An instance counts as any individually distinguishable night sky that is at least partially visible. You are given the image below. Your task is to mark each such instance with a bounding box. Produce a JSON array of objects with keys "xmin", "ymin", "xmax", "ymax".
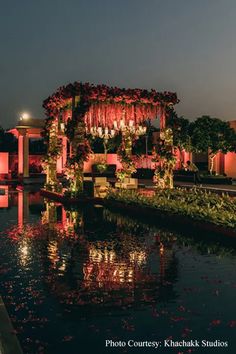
[{"xmin": 1, "ymin": 0, "xmax": 236, "ymax": 128}]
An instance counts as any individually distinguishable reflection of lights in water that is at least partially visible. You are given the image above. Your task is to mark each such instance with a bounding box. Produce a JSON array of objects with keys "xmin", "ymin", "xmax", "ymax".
[
  {"xmin": 58, "ymin": 259, "xmax": 66, "ymax": 273},
  {"xmin": 83, "ymin": 243, "xmax": 148, "ymax": 287},
  {"xmin": 160, "ymin": 243, "xmax": 164, "ymax": 255},
  {"xmin": 118, "ymin": 265, "xmax": 125, "ymax": 283},
  {"xmin": 129, "ymin": 250, "xmax": 147, "ymax": 265},
  {"xmin": 41, "ymin": 205, "xmax": 83, "ymax": 238},
  {"xmin": 83, "ymin": 262, "xmax": 135, "ymax": 286},
  {"xmin": 62, "ymin": 210, "xmax": 83, "ymax": 235},
  {"xmin": 41, "ymin": 211, "xmax": 48, "ymax": 225},
  {"xmin": 128, "ymin": 269, "xmax": 134, "ymax": 282},
  {"xmin": 18, "ymin": 241, "xmax": 30, "ymax": 266},
  {"xmin": 48, "ymin": 241, "xmax": 59, "ymax": 268},
  {"xmin": 47, "ymin": 241, "xmax": 69, "ymax": 273},
  {"xmin": 89, "ymin": 245, "xmax": 116, "ymax": 263},
  {"xmin": 41, "ymin": 202, "xmax": 57, "ymax": 226}
]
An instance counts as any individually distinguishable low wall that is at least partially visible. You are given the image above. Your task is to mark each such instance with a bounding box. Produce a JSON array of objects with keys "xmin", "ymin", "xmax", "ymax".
[
  {"xmin": 224, "ymin": 152, "xmax": 236, "ymax": 178},
  {"xmin": 84, "ymin": 154, "xmax": 124, "ymax": 172},
  {"xmin": 0, "ymin": 152, "xmax": 9, "ymax": 174},
  {"xmin": 9, "ymin": 154, "xmax": 43, "ymax": 173},
  {"xmin": 0, "ymin": 186, "xmax": 9, "ymax": 208},
  {"xmin": 83, "ymin": 154, "xmax": 155, "ymax": 173}
]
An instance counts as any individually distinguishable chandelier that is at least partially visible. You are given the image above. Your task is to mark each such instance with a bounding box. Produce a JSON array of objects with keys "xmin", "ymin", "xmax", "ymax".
[
  {"xmin": 113, "ymin": 119, "xmax": 147, "ymax": 136},
  {"xmin": 90, "ymin": 126, "xmax": 116, "ymax": 142}
]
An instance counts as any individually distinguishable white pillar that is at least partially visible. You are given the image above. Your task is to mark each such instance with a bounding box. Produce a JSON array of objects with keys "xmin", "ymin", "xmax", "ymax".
[
  {"xmin": 23, "ymin": 134, "xmax": 29, "ymax": 177},
  {"xmin": 17, "ymin": 129, "xmax": 29, "ymax": 178}
]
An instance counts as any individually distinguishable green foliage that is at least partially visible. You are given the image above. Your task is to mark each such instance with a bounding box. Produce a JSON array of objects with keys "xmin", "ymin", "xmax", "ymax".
[
  {"xmin": 133, "ymin": 120, "xmax": 157, "ymax": 155},
  {"xmin": 189, "ymin": 115, "xmax": 236, "ymax": 155},
  {"xmin": 64, "ymin": 97, "xmax": 92, "ymax": 194},
  {"xmin": 107, "ymin": 188, "xmax": 236, "ymax": 229},
  {"xmin": 167, "ymin": 110, "xmax": 191, "ymax": 150},
  {"xmin": 117, "ymin": 131, "xmax": 137, "ymax": 177},
  {"xmin": 65, "ymin": 96, "xmax": 89, "ymax": 143},
  {"xmin": 168, "ymin": 113, "xmax": 236, "ymax": 158},
  {"xmin": 96, "ymin": 163, "xmax": 108, "ymax": 173},
  {"xmin": 0, "ymin": 127, "xmax": 17, "ymax": 152},
  {"xmin": 88, "ymin": 133, "xmax": 122, "ymax": 153}
]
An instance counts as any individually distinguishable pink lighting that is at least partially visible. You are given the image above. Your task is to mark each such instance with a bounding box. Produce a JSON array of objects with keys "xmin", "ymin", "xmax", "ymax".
[
  {"xmin": 0, "ymin": 186, "xmax": 9, "ymax": 208},
  {"xmin": 224, "ymin": 152, "xmax": 236, "ymax": 178},
  {"xmin": 18, "ymin": 135, "xmax": 24, "ymax": 175},
  {"xmin": 0, "ymin": 152, "xmax": 9, "ymax": 174},
  {"xmin": 18, "ymin": 191, "xmax": 23, "ymax": 229}
]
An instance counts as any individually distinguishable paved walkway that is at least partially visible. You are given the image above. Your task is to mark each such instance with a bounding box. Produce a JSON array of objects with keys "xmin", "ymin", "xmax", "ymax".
[{"xmin": 138, "ymin": 179, "xmax": 236, "ymax": 196}]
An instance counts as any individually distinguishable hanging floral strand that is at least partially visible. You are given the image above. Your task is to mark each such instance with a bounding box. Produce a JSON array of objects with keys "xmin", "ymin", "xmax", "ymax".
[{"xmin": 43, "ymin": 82, "xmax": 179, "ymax": 193}]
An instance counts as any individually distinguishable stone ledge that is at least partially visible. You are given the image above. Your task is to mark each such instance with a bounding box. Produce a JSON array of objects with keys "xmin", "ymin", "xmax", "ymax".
[{"xmin": 0, "ymin": 296, "xmax": 23, "ymax": 354}]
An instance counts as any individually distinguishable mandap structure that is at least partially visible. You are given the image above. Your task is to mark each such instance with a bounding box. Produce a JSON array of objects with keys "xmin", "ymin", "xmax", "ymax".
[{"xmin": 43, "ymin": 82, "xmax": 179, "ymax": 195}]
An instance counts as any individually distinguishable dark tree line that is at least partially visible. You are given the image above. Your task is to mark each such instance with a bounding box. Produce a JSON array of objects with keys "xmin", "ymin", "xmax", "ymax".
[
  {"xmin": 168, "ymin": 112, "xmax": 236, "ymax": 173},
  {"xmin": 0, "ymin": 127, "xmax": 46, "ymax": 154}
]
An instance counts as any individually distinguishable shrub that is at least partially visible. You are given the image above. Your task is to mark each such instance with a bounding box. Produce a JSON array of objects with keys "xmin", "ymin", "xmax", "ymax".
[{"xmin": 107, "ymin": 188, "xmax": 236, "ymax": 229}]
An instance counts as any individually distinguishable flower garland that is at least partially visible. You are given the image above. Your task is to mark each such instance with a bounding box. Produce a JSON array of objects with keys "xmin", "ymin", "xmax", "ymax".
[
  {"xmin": 64, "ymin": 95, "xmax": 92, "ymax": 196},
  {"xmin": 152, "ymin": 128, "xmax": 176, "ymax": 189},
  {"xmin": 117, "ymin": 128, "xmax": 139, "ymax": 178},
  {"xmin": 43, "ymin": 82, "xmax": 179, "ymax": 116},
  {"xmin": 42, "ymin": 117, "xmax": 62, "ymax": 192}
]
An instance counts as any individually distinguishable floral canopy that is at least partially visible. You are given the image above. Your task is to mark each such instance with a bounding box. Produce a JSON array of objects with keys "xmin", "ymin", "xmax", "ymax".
[
  {"xmin": 42, "ymin": 82, "xmax": 179, "ymax": 194},
  {"xmin": 43, "ymin": 82, "xmax": 179, "ymax": 129}
]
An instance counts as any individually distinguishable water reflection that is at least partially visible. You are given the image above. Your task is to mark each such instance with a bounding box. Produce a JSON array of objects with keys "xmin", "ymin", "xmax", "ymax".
[
  {"xmin": 0, "ymin": 185, "xmax": 9, "ymax": 208},
  {"xmin": 2, "ymin": 191, "xmax": 236, "ymax": 353},
  {"xmin": 33, "ymin": 200, "xmax": 179, "ymax": 308},
  {"xmin": 18, "ymin": 190, "xmax": 30, "ymax": 230},
  {"xmin": 6, "ymin": 190, "xmax": 236, "ymax": 300},
  {"xmin": 18, "ymin": 239, "xmax": 30, "ymax": 267}
]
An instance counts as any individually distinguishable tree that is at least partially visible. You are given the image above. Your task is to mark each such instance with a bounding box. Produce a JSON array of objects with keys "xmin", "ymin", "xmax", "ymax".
[
  {"xmin": 133, "ymin": 119, "xmax": 158, "ymax": 155},
  {"xmin": 88, "ymin": 133, "xmax": 122, "ymax": 154},
  {"xmin": 189, "ymin": 116, "xmax": 236, "ymax": 174},
  {"xmin": 167, "ymin": 110, "xmax": 191, "ymax": 166},
  {"xmin": 0, "ymin": 127, "xmax": 17, "ymax": 152}
]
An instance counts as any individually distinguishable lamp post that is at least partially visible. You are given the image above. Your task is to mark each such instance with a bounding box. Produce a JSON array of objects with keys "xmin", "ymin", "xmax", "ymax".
[
  {"xmin": 18, "ymin": 112, "xmax": 31, "ymax": 179},
  {"xmin": 19, "ymin": 112, "xmax": 30, "ymax": 121}
]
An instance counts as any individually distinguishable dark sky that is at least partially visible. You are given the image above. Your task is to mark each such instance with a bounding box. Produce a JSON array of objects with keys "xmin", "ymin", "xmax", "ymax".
[{"xmin": 1, "ymin": 0, "xmax": 236, "ymax": 128}]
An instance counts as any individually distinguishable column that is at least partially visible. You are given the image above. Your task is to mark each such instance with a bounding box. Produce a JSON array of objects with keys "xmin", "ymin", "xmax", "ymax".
[
  {"xmin": 62, "ymin": 136, "xmax": 67, "ymax": 168},
  {"xmin": 18, "ymin": 190, "xmax": 29, "ymax": 228},
  {"xmin": 18, "ymin": 134, "xmax": 24, "ymax": 175},
  {"xmin": 17, "ymin": 129, "xmax": 29, "ymax": 178},
  {"xmin": 23, "ymin": 134, "xmax": 29, "ymax": 177}
]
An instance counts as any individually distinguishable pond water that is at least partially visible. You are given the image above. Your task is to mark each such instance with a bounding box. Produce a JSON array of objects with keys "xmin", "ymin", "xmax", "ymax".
[{"xmin": 0, "ymin": 189, "xmax": 236, "ymax": 354}]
